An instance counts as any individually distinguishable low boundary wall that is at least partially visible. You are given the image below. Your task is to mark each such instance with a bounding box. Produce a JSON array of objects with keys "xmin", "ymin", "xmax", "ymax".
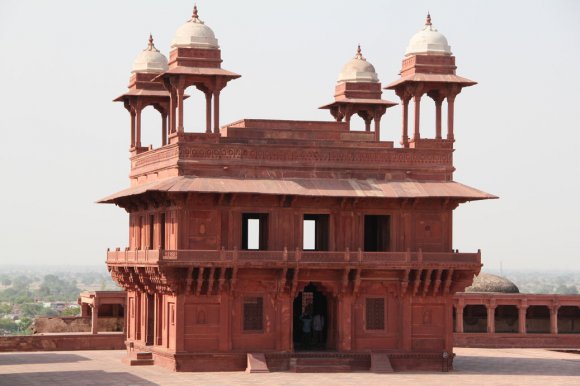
[
  {"xmin": 0, "ymin": 333, "xmax": 125, "ymax": 352},
  {"xmin": 454, "ymin": 333, "xmax": 580, "ymax": 349}
]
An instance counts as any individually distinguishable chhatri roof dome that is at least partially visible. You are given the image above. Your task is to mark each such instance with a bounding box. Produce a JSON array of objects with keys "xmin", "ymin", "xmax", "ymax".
[
  {"xmin": 405, "ymin": 13, "xmax": 452, "ymax": 56},
  {"xmin": 337, "ymin": 45, "xmax": 379, "ymax": 84},
  {"xmin": 131, "ymin": 34, "xmax": 169, "ymax": 74},
  {"xmin": 465, "ymin": 273, "xmax": 520, "ymax": 294},
  {"xmin": 171, "ymin": 5, "xmax": 219, "ymax": 49}
]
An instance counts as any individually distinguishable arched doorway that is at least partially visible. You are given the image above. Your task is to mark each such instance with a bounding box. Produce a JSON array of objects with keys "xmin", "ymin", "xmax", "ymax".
[{"xmin": 293, "ymin": 283, "xmax": 332, "ymax": 351}]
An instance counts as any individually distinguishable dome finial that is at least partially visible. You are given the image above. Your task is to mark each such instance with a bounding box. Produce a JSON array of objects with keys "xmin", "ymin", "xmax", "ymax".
[
  {"xmin": 425, "ymin": 12, "xmax": 432, "ymax": 27},
  {"xmin": 355, "ymin": 44, "xmax": 365, "ymax": 61},
  {"xmin": 191, "ymin": 4, "xmax": 204, "ymax": 24},
  {"xmin": 147, "ymin": 33, "xmax": 154, "ymax": 50}
]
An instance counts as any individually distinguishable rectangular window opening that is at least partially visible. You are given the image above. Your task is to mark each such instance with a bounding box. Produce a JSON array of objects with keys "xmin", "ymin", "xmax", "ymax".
[
  {"xmin": 242, "ymin": 213, "xmax": 269, "ymax": 250},
  {"xmin": 303, "ymin": 214, "xmax": 330, "ymax": 251},
  {"xmin": 160, "ymin": 213, "xmax": 166, "ymax": 250},
  {"xmin": 366, "ymin": 297, "xmax": 385, "ymax": 330},
  {"xmin": 149, "ymin": 214, "xmax": 155, "ymax": 250},
  {"xmin": 364, "ymin": 215, "xmax": 391, "ymax": 252},
  {"xmin": 243, "ymin": 297, "xmax": 263, "ymax": 331}
]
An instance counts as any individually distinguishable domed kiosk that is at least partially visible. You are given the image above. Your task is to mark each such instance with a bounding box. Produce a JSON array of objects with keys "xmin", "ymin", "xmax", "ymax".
[
  {"xmin": 114, "ymin": 34, "xmax": 172, "ymax": 149},
  {"xmin": 386, "ymin": 13, "xmax": 476, "ymax": 148},
  {"xmin": 320, "ymin": 45, "xmax": 396, "ymax": 140}
]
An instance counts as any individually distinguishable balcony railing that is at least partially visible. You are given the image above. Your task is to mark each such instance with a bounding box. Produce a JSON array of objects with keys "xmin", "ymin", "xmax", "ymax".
[{"xmin": 106, "ymin": 248, "xmax": 481, "ymax": 266}]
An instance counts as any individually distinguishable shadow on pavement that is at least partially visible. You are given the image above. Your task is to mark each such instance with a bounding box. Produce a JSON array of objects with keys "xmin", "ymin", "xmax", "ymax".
[
  {"xmin": 454, "ymin": 355, "xmax": 580, "ymax": 376},
  {"xmin": 0, "ymin": 353, "xmax": 90, "ymax": 366},
  {"xmin": 0, "ymin": 370, "xmax": 158, "ymax": 386}
]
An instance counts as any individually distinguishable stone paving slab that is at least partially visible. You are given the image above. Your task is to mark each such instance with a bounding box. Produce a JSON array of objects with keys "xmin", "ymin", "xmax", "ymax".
[{"xmin": 0, "ymin": 348, "xmax": 579, "ymax": 386}]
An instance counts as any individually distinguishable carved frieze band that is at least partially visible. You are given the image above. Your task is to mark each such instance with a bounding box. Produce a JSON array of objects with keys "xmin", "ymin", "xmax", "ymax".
[{"xmin": 132, "ymin": 144, "xmax": 452, "ymax": 170}]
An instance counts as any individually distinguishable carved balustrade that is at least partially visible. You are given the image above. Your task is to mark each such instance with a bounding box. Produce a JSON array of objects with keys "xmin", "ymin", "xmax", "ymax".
[{"xmin": 106, "ymin": 248, "xmax": 480, "ymax": 267}]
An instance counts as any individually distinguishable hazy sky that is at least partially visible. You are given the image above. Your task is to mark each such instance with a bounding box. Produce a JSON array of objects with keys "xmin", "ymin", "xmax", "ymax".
[{"xmin": 0, "ymin": 1, "xmax": 579, "ymax": 270}]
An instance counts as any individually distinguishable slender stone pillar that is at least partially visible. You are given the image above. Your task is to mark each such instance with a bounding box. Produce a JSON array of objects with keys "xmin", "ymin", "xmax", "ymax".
[
  {"xmin": 177, "ymin": 86, "xmax": 185, "ymax": 133},
  {"xmin": 550, "ymin": 305, "xmax": 559, "ymax": 334},
  {"xmin": 435, "ymin": 97, "xmax": 443, "ymax": 139},
  {"xmin": 487, "ymin": 306, "xmax": 496, "ymax": 333},
  {"xmin": 374, "ymin": 116, "xmax": 381, "ymax": 142},
  {"xmin": 130, "ymin": 109, "xmax": 136, "ymax": 148},
  {"xmin": 135, "ymin": 107, "xmax": 142, "ymax": 148},
  {"xmin": 401, "ymin": 98, "xmax": 409, "ymax": 147},
  {"xmin": 169, "ymin": 89, "xmax": 177, "ymax": 134},
  {"xmin": 413, "ymin": 94, "xmax": 421, "ymax": 140},
  {"xmin": 455, "ymin": 304, "xmax": 464, "ymax": 333},
  {"xmin": 205, "ymin": 92, "xmax": 212, "ymax": 133},
  {"xmin": 91, "ymin": 304, "xmax": 99, "ymax": 335},
  {"xmin": 518, "ymin": 305, "xmax": 527, "ymax": 334},
  {"xmin": 161, "ymin": 113, "xmax": 167, "ymax": 146},
  {"xmin": 213, "ymin": 91, "xmax": 221, "ymax": 134},
  {"xmin": 447, "ymin": 95, "xmax": 456, "ymax": 141}
]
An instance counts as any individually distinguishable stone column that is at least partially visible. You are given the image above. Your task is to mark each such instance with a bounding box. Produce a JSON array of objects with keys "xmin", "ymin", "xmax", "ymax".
[
  {"xmin": 205, "ymin": 92, "xmax": 212, "ymax": 134},
  {"xmin": 161, "ymin": 113, "xmax": 167, "ymax": 146},
  {"xmin": 135, "ymin": 106, "xmax": 142, "ymax": 148},
  {"xmin": 487, "ymin": 305, "xmax": 496, "ymax": 334},
  {"xmin": 169, "ymin": 89, "xmax": 177, "ymax": 134},
  {"xmin": 337, "ymin": 294, "xmax": 353, "ymax": 351},
  {"xmin": 177, "ymin": 85, "xmax": 185, "ymax": 133},
  {"xmin": 550, "ymin": 305, "xmax": 559, "ymax": 335},
  {"xmin": 435, "ymin": 97, "xmax": 443, "ymax": 139},
  {"xmin": 130, "ymin": 109, "xmax": 136, "ymax": 148},
  {"xmin": 518, "ymin": 305, "xmax": 527, "ymax": 334},
  {"xmin": 446, "ymin": 94, "xmax": 456, "ymax": 141},
  {"xmin": 455, "ymin": 304, "xmax": 464, "ymax": 333},
  {"xmin": 91, "ymin": 303, "xmax": 99, "ymax": 335},
  {"xmin": 401, "ymin": 98, "xmax": 410, "ymax": 147},
  {"xmin": 213, "ymin": 90, "xmax": 220, "ymax": 134},
  {"xmin": 413, "ymin": 94, "xmax": 421, "ymax": 140}
]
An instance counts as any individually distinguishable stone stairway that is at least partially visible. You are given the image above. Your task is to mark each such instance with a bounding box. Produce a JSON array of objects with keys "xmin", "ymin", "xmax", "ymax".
[{"xmin": 122, "ymin": 351, "xmax": 154, "ymax": 366}]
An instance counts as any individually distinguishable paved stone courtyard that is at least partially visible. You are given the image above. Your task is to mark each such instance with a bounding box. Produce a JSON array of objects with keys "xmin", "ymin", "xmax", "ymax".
[{"xmin": 1, "ymin": 348, "xmax": 579, "ymax": 386}]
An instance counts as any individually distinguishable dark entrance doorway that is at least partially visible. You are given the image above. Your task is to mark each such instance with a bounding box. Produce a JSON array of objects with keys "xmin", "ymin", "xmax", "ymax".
[{"xmin": 293, "ymin": 283, "xmax": 328, "ymax": 351}]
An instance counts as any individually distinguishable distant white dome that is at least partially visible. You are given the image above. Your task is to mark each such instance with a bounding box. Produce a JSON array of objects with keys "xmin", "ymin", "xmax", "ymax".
[
  {"xmin": 337, "ymin": 45, "xmax": 379, "ymax": 83},
  {"xmin": 171, "ymin": 6, "xmax": 219, "ymax": 49},
  {"xmin": 405, "ymin": 14, "xmax": 452, "ymax": 56},
  {"xmin": 131, "ymin": 35, "xmax": 168, "ymax": 74}
]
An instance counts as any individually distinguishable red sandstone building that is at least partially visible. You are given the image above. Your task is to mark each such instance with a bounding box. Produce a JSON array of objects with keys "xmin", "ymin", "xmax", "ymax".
[{"xmin": 102, "ymin": 8, "xmax": 497, "ymax": 372}]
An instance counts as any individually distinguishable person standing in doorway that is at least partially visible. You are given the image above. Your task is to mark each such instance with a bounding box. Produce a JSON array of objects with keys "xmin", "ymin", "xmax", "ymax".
[
  {"xmin": 300, "ymin": 311, "xmax": 312, "ymax": 349},
  {"xmin": 313, "ymin": 313, "xmax": 324, "ymax": 348}
]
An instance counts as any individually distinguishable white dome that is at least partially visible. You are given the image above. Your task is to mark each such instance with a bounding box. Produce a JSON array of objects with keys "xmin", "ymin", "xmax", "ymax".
[
  {"xmin": 131, "ymin": 35, "xmax": 169, "ymax": 74},
  {"xmin": 171, "ymin": 6, "xmax": 219, "ymax": 49},
  {"xmin": 405, "ymin": 14, "xmax": 452, "ymax": 56},
  {"xmin": 337, "ymin": 46, "xmax": 379, "ymax": 83}
]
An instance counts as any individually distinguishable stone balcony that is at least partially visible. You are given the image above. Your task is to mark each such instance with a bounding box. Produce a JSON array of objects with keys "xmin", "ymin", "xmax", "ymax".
[{"xmin": 106, "ymin": 248, "xmax": 480, "ymax": 269}]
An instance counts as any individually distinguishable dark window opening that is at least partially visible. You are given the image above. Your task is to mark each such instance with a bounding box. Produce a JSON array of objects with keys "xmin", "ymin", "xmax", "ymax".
[
  {"xmin": 303, "ymin": 214, "xmax": 330, "ymax": 251},
  {"xmin": 463, "ymin": 305, "xmax": 487, "ymax": 333},
  {"xmin": 364, "ymin": 215, "xmax": 391, "ymax": 252},
  {"xmin": 145, "ymin": 294, "xmax": 154, "ymax": 345},
  {"xmin": 242, "ymin": 213, "xmax": 269, "ymax": 250},
  {"xmin": 243, "ymin": 297, "xmax": 263, "ymax": 331},
  {"xmin": 495, "ymin": 305, "xmax": 519, "ymax": 333},
  {"xmin": 149, "ymin": 214, "xmax": 155, "ymax": 250},
  {"xmin": 558, "ymin": 306, "xmax": 580, "ymax": 334},
  {"xmin": 160, "ymin": 213, "xmax": 166, "ymax": 249},
  {"xmin": 526, "ymin": 305, "xmax": 550, "ymax": 334},
  {"xmin": 366, "ymin": 298, "xmax": 385, "ymax": 330}
]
